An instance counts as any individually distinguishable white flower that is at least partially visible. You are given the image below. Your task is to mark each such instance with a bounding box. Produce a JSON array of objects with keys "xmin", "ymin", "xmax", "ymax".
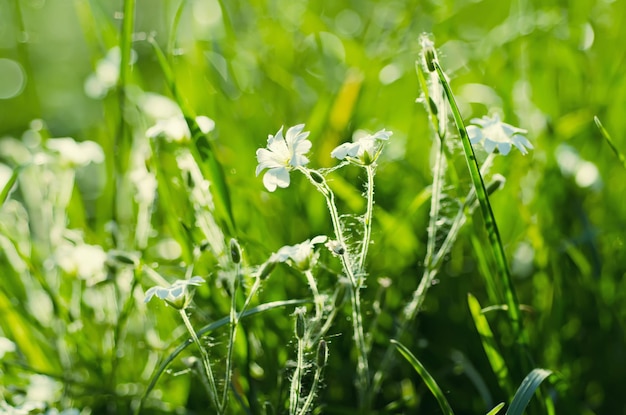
[
  {"xmin": 144, "ymin": 276, "xmax": 205, "ymax": 310},
  {"xmin": 466, "ymin": 114, "xmax": 532, "ymax": 155},
  {"xmin": 331, "ymin": 129, "xmax": 392, "ymax": 165},
  {"xmin": 56, "ymin": 243, "xmax": 107, "ymax": 285},
  {"xmin": 272, "ymin": 235, "xmax": 327, "ymax": 271},
  {"xmin": 146, "ymin": 116, "xmax": 215, "ymax": 143},
  {"xmin": 46, "ymin": 138, "xmax": 104, "ymax": 167},
  {"xmin": 255, "ymin": 124, "xmax": 312, "ymax": 192},
  {"xmin": 0, "ymin": 337, "xmax": 16, "ymax": 359}
]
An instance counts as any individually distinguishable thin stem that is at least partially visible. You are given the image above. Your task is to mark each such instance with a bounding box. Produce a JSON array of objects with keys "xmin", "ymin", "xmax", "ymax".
[
  {"xmin": 222, "ymin": 264, "xmax": 241, "ymax": 410},
  {"xmin": 289, "ymin": 337, "xmax": 305, "ymax": 414},
  {"xmin": 358, "ymin": 165, "xmax": 376, "ymax": 274},
  {"xmin": 297, "ymin": 167, "xmax": 369, "ymax": 404},
  {"xmin": 179, "ymin": 309, "xmax": 221, "ymax": 413},
  {"xmin": 304, "ymin": 269, "xmax": 324, "ymax": 320}
]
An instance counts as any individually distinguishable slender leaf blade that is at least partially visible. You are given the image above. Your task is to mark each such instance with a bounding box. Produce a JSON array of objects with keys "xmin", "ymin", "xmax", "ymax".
[
  {"xmin": 486, "ymin": 402, "xmax": 505, "ymax": 415},
  {"xmin": 391, "ymin": 339, "xmax": 455, "ymax": 415}
]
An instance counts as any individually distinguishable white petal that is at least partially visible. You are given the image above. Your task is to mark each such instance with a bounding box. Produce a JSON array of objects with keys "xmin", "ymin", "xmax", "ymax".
[
  {"xmin": 466, "ymin": 125, "xmax": 483, "ymax": 144},
  {"xmin": 263, "ymin": 167, "xmax": 290, "ymax": 192}
]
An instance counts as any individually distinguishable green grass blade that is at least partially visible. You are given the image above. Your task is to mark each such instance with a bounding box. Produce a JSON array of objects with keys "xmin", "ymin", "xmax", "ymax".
[
  {"xmin": 505, "ymin": 369, "xmax": 552, "ymax": 415},
  {"xmin": 594, "ymin": 116, "xmax": 626, "ymax": 168},
  {"xmin": 148, "ymin": 37, "xmax": 235, "ymax": 235},
  {"xmin": 487, "ymin": 402, "xmax": 505, "ymax": 415},
  {"xmin": 391, "ymin": 339, "xmax": 455, "ymax": 415},
  {"xmin": 135, "ymin": 299, "xmax": 308, "ymax": 414},
  {"xmin": 467, "ymin": 293, "xmax": 513, "ymax": 396},
  {"xmin": 0, "ymin": 167, "xmax": 19, "ymax": 205},
  {"xmin": 433, "ymin": 60, "xmax": 525, "ymax": 346}
]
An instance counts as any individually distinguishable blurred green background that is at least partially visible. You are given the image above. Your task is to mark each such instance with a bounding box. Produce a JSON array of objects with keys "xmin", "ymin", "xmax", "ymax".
[{"xmin": 1, "ymin": 0, "xmax": 626, "ymax": 413}]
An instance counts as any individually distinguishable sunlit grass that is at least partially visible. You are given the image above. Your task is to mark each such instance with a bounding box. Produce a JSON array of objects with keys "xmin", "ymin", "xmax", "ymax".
[{"xmin": 1, "ymin": 1, "xmax": 626, "ymax": 414}]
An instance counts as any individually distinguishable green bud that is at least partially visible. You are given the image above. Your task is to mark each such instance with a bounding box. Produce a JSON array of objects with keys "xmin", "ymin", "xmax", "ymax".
[
  {"xmin": 486, "ymin": 174, "xmax": 506, "ymax": 195},
  {"xmin": 258, "ymin": 260, "xmax": 277, "ymax": 280},
  {"xmin": 230, "ymin": 238, "xmax": 242, "ymax": 264},
  {"xmin": 316, "ymin": 340, "xmax": 328, "ymax": 368},
  {"xmin": 295, "ymin": 311, "xmax": 306, "ymax": 340},
  {"xmin": 309, "ymin": 170, "xmax": 325, "ymax": 184}
]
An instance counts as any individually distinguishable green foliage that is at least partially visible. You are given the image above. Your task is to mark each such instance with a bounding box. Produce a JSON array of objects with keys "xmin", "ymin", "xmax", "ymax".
[{"xmin": 1, "ymin": 0, "xmax": 625, "ymax": 414}]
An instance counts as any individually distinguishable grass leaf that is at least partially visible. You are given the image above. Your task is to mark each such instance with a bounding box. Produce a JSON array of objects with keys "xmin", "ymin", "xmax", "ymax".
[
  {"xmin": 505, "ymin": 368, "xmax": 552, "ymax": 415},
  {"xmin": 467, "ymin": 293, "xmax": 513, "ymax": 395},
  {"xmin": 391, "ymin": 339, "xmax": 455, "ymax": 415}
]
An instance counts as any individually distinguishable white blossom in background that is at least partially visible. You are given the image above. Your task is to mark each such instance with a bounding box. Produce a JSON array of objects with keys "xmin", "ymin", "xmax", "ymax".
[
  {"xmin": 0, "ymin": 336, "xmax": 16, "ymax": 359},
  {"xmin": 46, "ymin": 138, "xmax": 104, "ymax": 167},
  {"xmin": 146, "ymin": 115, "xmax": 215, "ymax": 143},
  {"xmin": 331, "ymin": 129, "xmax": 392, "ymax": 165},
  {"xmin": 55, "ymin": 242, "xmax": 107, "ymax": 285},
  {"xmin": 256, "ymin": 124, "xmax": 312, "ymax": 192},
  {"xmin": 84, "ymin": 46, "xmax": 137, "ymax": 99},
  {"xmin": 466, "ymin": 114, "xmax": 532, "ymax": 155}
]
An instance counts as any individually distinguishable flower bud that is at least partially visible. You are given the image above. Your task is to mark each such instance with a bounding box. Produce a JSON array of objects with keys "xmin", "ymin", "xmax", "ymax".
[
  {"xmin": 295, "ymin": 310, "xmax": 306, "ymax": 340},
  {"xmin": 230, "ymin": 238, "xmax": 242, "ymax": 264},
  {"xmin": 309, "ymin": 170, "xmax": 325, "ymax": 184},
  {"xmin": 316, "ymin": 340, "xmax": 328, "ymax": 368},
  {"xmin": 258, "ymin": 259, "xmax": 277, "ymax": 280}
]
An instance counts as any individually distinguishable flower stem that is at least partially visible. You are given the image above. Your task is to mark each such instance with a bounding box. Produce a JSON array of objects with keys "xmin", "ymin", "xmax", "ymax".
[
  {"xmin": 222, "ymin": 264, "xmax": 241, "ymax": 410},
  {"xmin": 358, "ymin": 165, "xmax": 375, "ymax": 274},
  {"xmin": 298, "ymin": 167, "xmax": 370, "ymax": 405},
  {"xmin": 179, "ymin": 309, "xmax": 221, "ymax": 413},
  {"xmin": 289, "ymin": 332, "xmax": 305, "ymax": 414},
  {"xmin": 304, "ymin": 269, "xmax": 324, "ymax": 320}
]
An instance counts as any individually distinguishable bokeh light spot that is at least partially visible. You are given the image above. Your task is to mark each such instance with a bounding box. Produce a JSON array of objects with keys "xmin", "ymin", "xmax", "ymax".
[{"xmin": 0, "ymin": 59, "xmax": 26, "ymax": 99}]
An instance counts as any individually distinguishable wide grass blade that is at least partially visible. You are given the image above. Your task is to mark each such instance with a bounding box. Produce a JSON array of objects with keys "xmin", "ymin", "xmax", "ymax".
[
  {"xmin": 594, "ymin": 116, "xmax": 626, "ymax": 169},
  {"xmin": 391, "ymin": 339, "xmax": 455, "ymax": 415},
  {"xmin": 467, "ymin": 293, "xmax": 513, "ymax": 396},
  {"xmin": 135, "ymin": 299, "xmax": 308, "ymax": 414},
  {"xmin": 505, "ymin": 369, "xmax": 552, "ymax": 415}
]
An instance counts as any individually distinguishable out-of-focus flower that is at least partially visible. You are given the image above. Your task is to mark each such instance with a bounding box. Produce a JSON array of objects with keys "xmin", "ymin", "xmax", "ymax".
[
  {"xmin": 331, "ymin": 129, "xmax": 392, "ymax": 165},
  {"xmin": 46, "ymin": 138, "xmax": 104, "ymax": 167},
  {"xmin": 0, "ymin": 337, "xmax": 16, "ymax": 359},
  {"xmin": 272, "ymin": 235, "xmax": 327, "ymax": 271},
  {"xmin": 255, "ymin": 124, "xmax": 312, "ymax": 192},
  {"xmin": 144, "ymin": 276, "xmax": 205, "ymax": 310},
  {"xmin": 84, "ymin": 46, "xmax": 137, "ymax": 99},
  {"xmin": 466, "ymin": 114, "xmax": 532, "ymax": 155},
  {"xmin": 146, "ymin": 116, "xmax": 215, "ymax": 143},
  {"xmin": 56, "ymin": 243, "xmax": 107, "ymax": 285}
]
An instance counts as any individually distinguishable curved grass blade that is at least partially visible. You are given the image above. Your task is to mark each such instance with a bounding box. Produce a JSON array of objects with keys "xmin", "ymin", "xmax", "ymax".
[
  {"xmin": 135, "ymin": 299, "xmax": 308, "ymax": 414},
  {"xmin": 391, "ymin": 339, "xmax": 455, "ymax": 415},
  {"xmin": 433, "ymin": 60, "xmax": 526, "ymax": 348},
  {"xmin": 505, "ymin": 369, "xmax": 552, "ymax": 415},
  {"xmin": 467, "ymin": 293, "xmax": 513, "ymax": 396},
  {"xmin": 0, "ymin": 167, "xmax": 19, "ymax": 205},
  {"xmin": 594, "ymin": 116, "xmax": 626, "ymax": 168},
  {"xmin": 486, "ymin": 402, "xmax": 505, "ymax": 415}
]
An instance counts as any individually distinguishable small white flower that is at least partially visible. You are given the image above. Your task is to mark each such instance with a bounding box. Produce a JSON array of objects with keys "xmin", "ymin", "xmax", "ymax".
[
  {"xmin": 331, "ymin": 129, "xmax": 392, "ymax": 165},
  {"xmin": 146, "ymin": 116, "xmax": 215, "ymax": 143},
  {"xmin": 466, "ymin": 114, "xmax": 532, "ymax": 155},
  {"xmin": 255, "ymin": 124, "xmax": 312, "ymax": 192},
  {"xmin": 46, "ymin": 138, "xmax": 104, "ymax": 167},
  {"xmin": 144, "ymin": 276, "xmax": 205, "ymax": 310},
  {"xmin": 272, "ymin": 235, "xmax": 327, "ymax": 271},
  {"xmin": 56, "ymin": 243, "xmax": 107, "ymax": 285}
]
